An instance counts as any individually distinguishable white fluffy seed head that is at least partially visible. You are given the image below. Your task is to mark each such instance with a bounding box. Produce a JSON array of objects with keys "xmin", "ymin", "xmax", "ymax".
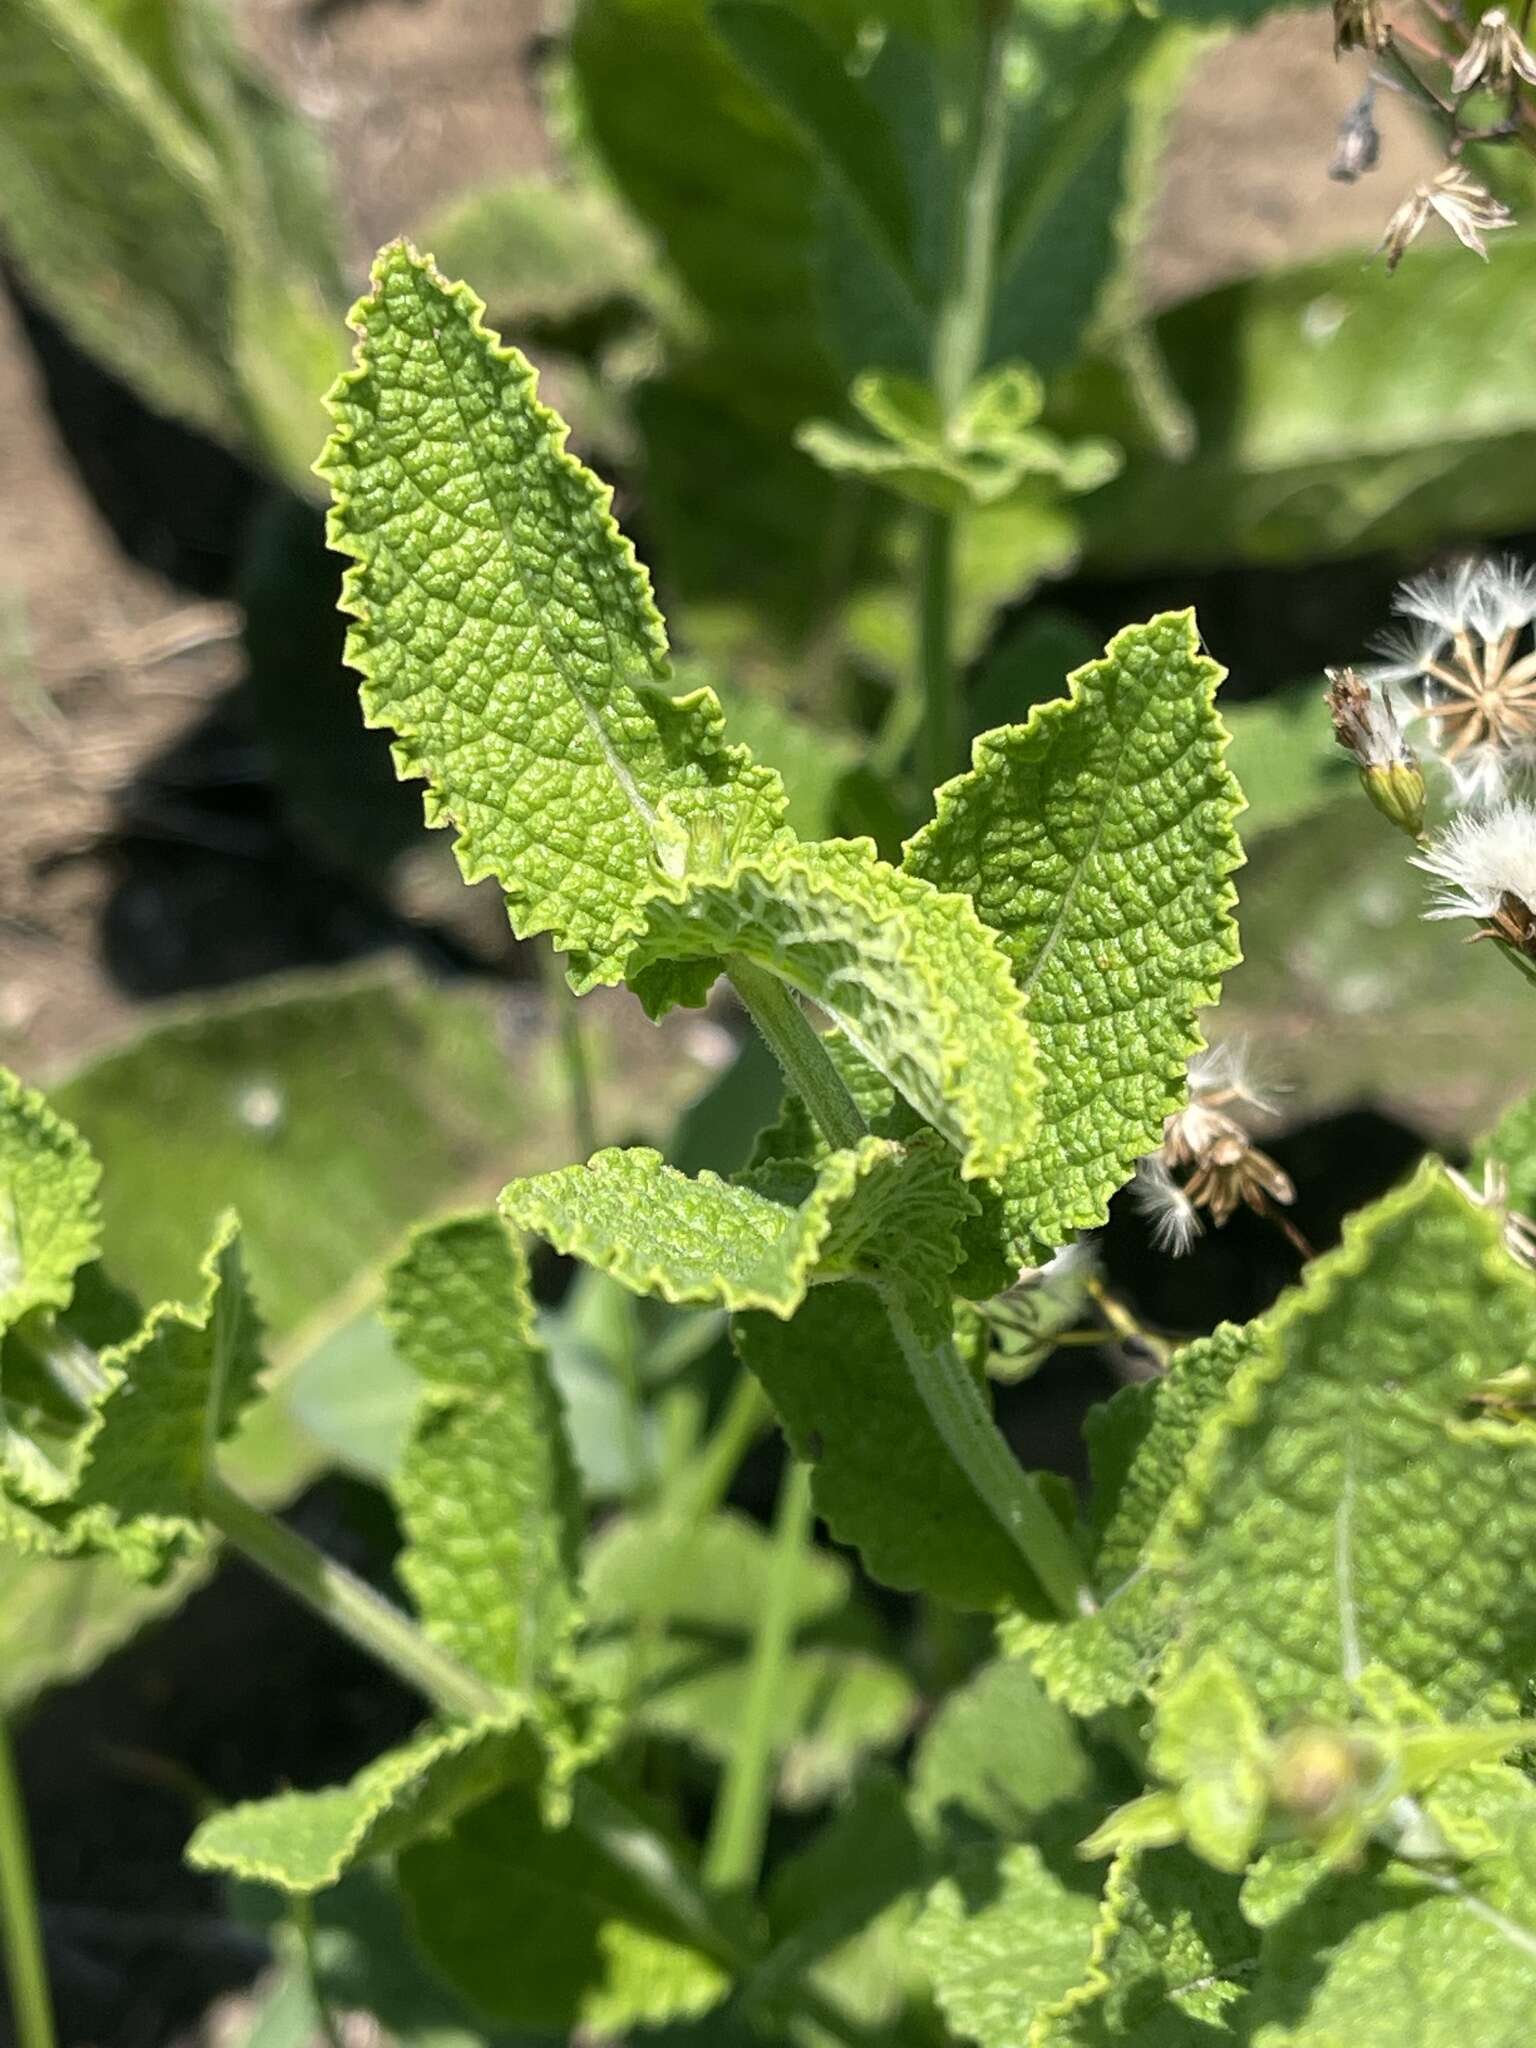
[
  {"xmin": 1411, "ymin": 800, "xmax": 1536, "ymax": 921},
  {"xmin": 1394, "ymin": 556, "xmax": 1536, "ymax": 642},
  {"xmin": 1132, "ymin": 1158, "xmax": 1202, "ymax": 1256},
  {"xmin": 1187, "ymin": 1041, "xmax": 1282, "ymax": 1117}
]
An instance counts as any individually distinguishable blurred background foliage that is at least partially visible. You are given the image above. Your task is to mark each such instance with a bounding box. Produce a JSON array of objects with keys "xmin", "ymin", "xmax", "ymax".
[{"xmin": 2, "ymin": 0, "xmax": 1535, "ymax": 2039}]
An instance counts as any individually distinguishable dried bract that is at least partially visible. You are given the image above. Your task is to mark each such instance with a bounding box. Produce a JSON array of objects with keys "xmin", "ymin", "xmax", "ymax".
[
  {"xmin": 1333, "ymin": 0, "xmax": 1389, "ymax": 54},
  {"xmin": 1379, "ymin": 165, "xmax": 1514, "ymax": 270},
  {"xmin": 1134, "ymin": 1048, "xmax": 1296, "ymax": 1256},
  {"xmin": 1451, "ymin": 7, "xmax": 1536, "ymax": 95}
]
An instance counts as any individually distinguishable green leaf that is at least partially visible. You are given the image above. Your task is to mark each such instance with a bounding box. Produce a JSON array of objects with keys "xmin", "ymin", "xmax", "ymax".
[
  {"xmin": 904, "ymin": 611, "xmax": 1242, "ymax": 1256},
  {"xmin": 1246, "ymin": 1812, "xmax": 1536, "ymax": 2048},
  {"xmin": 909, "ymin": 1657, "xmax": 1122, "ymax": 2047},
  {"xmin": 916, "ymin": 1846, "xmax": 1102, "ymax": 2048},
  {"xmin": 1147, "ymin": 1653, "xmax": 1269, "ymax": 1873},
  {"xmin": 1036, "ymin": 1849, "xmax": 1255, "ymax": 2046},
  {"xmin": 1157, "ymin": 1162, "xmax": 1536, "ymax": 1721},
  {"xmin": 0, "ymin": 0, "xmax": 343, "ymax": 487},
  {"xmin": 399, "ymin": 1782, "xmax": 731, "ymax": 2032},
  {"xmin": 320, "ymin": 241, "xmax": 787, "ymax": 991},
  {"xmin": 798, "ymin": 367, "xmax": 1119, "ymax": 514},
  {"xmin": 734, "ymin": 1283, "xmax": 1046, "ymax": 1611},
  {"xmin": 0, "ymin": 1548, "xmax": 206, "ymax": 1714},
  {"xmin": 631, "ymin": 837, "xmax": 1039, "ymax": 1182},
  {"xmin": 504, "ymin": 1132, "xmax": 971, "ymax": 1317},
  {"xmin": 751, "ymin": 1772, "xmax": 928, "ymax": 2035},
  {"xmin": 1075, "ymin": 232, "xmax": 1536, "ymax": 573},
  {"xmin": 0, "ymin": 1069, "xmax": 101, "ymax": 1332},
  {"xmin": 711, "ymin": 2, "xmax": 915, "ymax": 289},
  {"xmin": 187, "ymin": 1718, "xmax": 538, "ymax": 1895},
  {"xmin": 580, "ymin": 1508, "xmax": 913, "ymax": 1803},
  {"xmin": 59, "ymin": 1213, "xmax": 265, "ymax": 1577},
  {"xmin": 385, "ymin": 1215, "xmax": 583, "ymax": 1694}
]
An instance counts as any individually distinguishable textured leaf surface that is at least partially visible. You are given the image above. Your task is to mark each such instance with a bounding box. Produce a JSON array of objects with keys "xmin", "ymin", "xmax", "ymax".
[
  {"xmin": 1246, "ymin": 1818, "xmax": 1536, "ymax": 2048},
  {"xmin": 386, "ymin": 1215, "xmax": 583, "ymax": 1693},
  {"xmin": 1158, "ymin": 1163, "xmax": 1536, "ymax": 1720},
  {"xmin": 0, "ymin": 1071, "xmax": 100, "ymax": 1332},
  {"xmin": 321, "ymin": 241, "xmax": 786, "ymax": 989},
  {"xmin": 400, "ymin": 1782, "xmax": 730, "ymax": 2032},
  {"xmin": 910, "ymin": 1657, "xmax": 1118, "ymax": 2047},
  {"xmin": 581, "ymin": 1507, "xmax": 912, "ymax": 1802},
  {"xmin": 504, "ymin": 1132, "xmax": 970, "ymax": 1317},
  {"xmin": 1036, "ymin": 1849, "xmax": 1255, "ymax": 2046},
  {"xmin": 59, "ymin": 1215, "xmax": 265, "ymax": 1577},
  {"xmin": 187, "ymin": 1719, "xmax": 536, "ymax": 1895},
  {"xmin": 735, "ymin": 1283, "xmax": 1044, "ymax": 1611},
  {"xmin": 631, "ymin": 837, "xmax": 1039, "ymax": 1180},
  {"xmin": 905, "ymin": 611, "xmax": 1241, "ymax": 1255}
]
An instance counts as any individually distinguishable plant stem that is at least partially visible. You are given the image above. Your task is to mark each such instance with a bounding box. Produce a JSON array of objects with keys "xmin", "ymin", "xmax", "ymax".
[
  {"xmin": 882, "ymin": 1288, "xmax": 1094, "ymax": 1619},
  {"xmin": 917, "ymin": 0, "xmax": 1013, "ymax": 794},
  {"xmin": 725, "ymin": 957, "xmax": 868, "ymax": 1151},
  {"xmin": 199, "ymin": 1474, "xmax": 502, "ymax": 1722},
  {"xmin": 918, "ymin": 509, "xmax": 958, "ymax": 800},
  {"xmin": 293, "ymin": 1897, "xmax": 345, "ymax": 2048},
  {"xmin": 0, "ymin": 1719, "xmax": 55, "ymax": 2048},
  {"xmin": 539, "ymin": 940, "xmax": 598, "ymax": 1160},
  {"xmin": 667, "ymin": 1368, "xmax": 771, "ymax": 1524},
  {"xmin": 704, "ymin": 1459, "xmax": 813, "ymax": 1892}
]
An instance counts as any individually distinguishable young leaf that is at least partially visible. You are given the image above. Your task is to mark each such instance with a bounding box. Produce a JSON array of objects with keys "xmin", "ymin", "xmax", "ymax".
[
  {"xmin": 399, "ymin": 1781, "xmax": 731, "ymax": 2033},
  {"xmin": 1157, "ymin": 1162, "xmax": 1536, "ymax": 1721},
  {"xmin": 630, "ymin": 837, "xmax": 1040, "ymax": 1181},
  {"xmin": 580, "ymin": 1507, "xmax": 913, "ymax": 1803},
  {"xmin": 385, "ymin": 1215, "xmax": 583, "ymax": 1694},
  {"xmin": 734, "ymin": 1283, "xmax": 1048, "ymax": 1611},
  {"xmin": 320, "ymin": 241, "xmax": 787, "ymax": 990},
  {"xmin": 503, "ymin": 1133, "xmax": 971, "ymax": 1319},
  {"xmin": 1146, "ymin": 1652, "xmax": 1269, "ymax": 1873},
  {"xmin": 1036, "ymin": 1848, "xmax": 1255, "ymax": 2045},
  {"xmin": 60, "ymin": 1214, "xmax": 265, "ymax": 1578},
  {"xmin": 186, "ymin": 1718, "xmax": 538, "ymax": 1895},
  {"xmin": 904, "ymin": 611, "xmax": 1242, "ymax": 1256},
  {"xmin": 0, "ymin": 1069, "xmax": 101, "ymax": 1332}
]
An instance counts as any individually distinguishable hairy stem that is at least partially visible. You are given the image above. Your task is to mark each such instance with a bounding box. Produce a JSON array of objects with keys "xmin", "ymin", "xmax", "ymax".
[
  {"xmin": 293, "ymin": 1896, "xmax": 346, "ymax": 2048},
  {"xmin": 0, "ymin": 1719, "xmax": 55, "ymax": 2048},
  {"xmin": 199, "ymin": 1474, "xmax": 502, "ymax": 1722},
  {"xmin": 882, "ymin": 1287, "xmax": 1095, "ymax": 1619},
  {"xmin": 918, "ymin": 509, "xmax": 959, "ymax": 801},
  {"xmin": 725, "ymin": 957, "xmax": 868, "ymax": 1151},
  {"xmin": 703, "ymin": 1459, "xmax": 814, "ymax": 1891},
  {"xmin": 540, "ymin": 940, "xmax": 599, "ymax": 1161}
]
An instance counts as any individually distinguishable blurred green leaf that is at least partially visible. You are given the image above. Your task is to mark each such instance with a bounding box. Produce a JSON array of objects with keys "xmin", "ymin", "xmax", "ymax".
[
  {"xmin": 0, "ymin": 0, "xmax": 345, "ymax": 490},
  {"xmin": 1076, "ymin": 233, "xmax": 1536, "ymax": 571}
]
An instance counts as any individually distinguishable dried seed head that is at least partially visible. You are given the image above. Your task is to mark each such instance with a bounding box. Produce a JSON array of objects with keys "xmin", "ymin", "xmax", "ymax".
[
  {"xmin": 1379, "ymin": 165, "xmax": 1515, "ymax": 270},
  {"xmin": 1333, "ymin": 0, "xmax": 1390, "ymax": 54},
  {"xmin": 1451, "ymin": 7, "xmax": 1536, "ymax": 94},
  {"xmin": 1326, "ymin": 667, "xmax": 1426, "ymax": 835},
  {"xmin": 1330, "ymin": 86, "xmax": 1382, "ymax": 183},
  {"xmin": 1361, "ymin": 555, "xmax": 1536, "ymax": 801},
  {"xmin": 1133, "ymin": 1049, "xmax": 1296, "ymax": 1256},
  {"xmin": 1412, "ymin": 799, "xmax": 1536, "ymax": 950}
]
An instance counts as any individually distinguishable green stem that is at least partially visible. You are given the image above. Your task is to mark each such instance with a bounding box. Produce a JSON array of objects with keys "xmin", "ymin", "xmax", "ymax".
[
  {"xmin": 666, "ymin": 1369, "xmax": 772, "ymax": 1524},
  {"xmin": 0, "ymin": 1719, "xmax": 55, "ymax": 2048},
  {"xmin": 293, "ymin": 1896, "xmax": 345, "ymax": 2048},
  {"xmin": 199, "ymin": 1474, "xmax": 502, "ymax": 1722},
  {"xmin": 918, "ymin": 508, "xmax": 958, "ymax": 799},
  {"xmin": 540, "ymin": 941, "xmax": 598, "ymax": 1160},
  {"xmin": 726, "ymin": 957, "xmax": 867, "ymax": 1152},
  {"xmin": 918, "ymin": 1, "xmax": 1012, "ymax": 794},
  {"xmin": 704, "ymin": 1460, "xmax": 814, "ymax": 1891},
  {"xmin": 882, "ymin": 1287, "xmax": 1093, "ymax": 1619}
]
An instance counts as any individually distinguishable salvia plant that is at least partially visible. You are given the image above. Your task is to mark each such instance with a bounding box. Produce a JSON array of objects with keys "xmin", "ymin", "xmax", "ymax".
[
  {"xmin": 8, "ymin": 4, "xmax": 1536, "ymax": 2047},
  {"xmin": 6, "ymin": 227, "xmax": 1536, "ymax": 2045}
]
